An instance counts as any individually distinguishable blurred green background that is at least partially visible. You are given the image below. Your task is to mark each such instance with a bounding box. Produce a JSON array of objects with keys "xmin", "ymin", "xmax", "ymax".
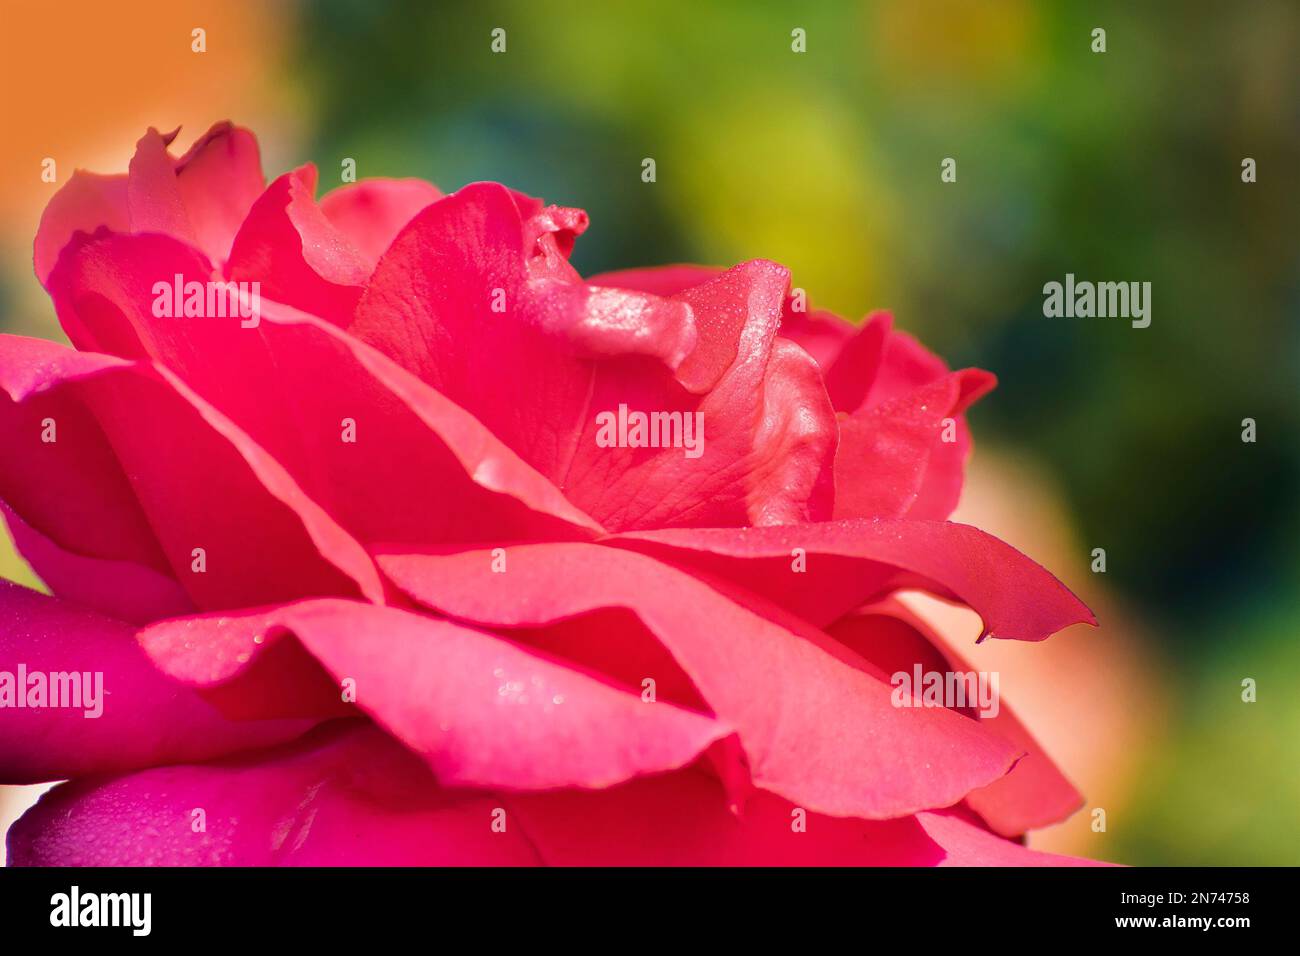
[{"xmin": 1, "ymin": 0, "xmax": 1296, "ymax": 865}]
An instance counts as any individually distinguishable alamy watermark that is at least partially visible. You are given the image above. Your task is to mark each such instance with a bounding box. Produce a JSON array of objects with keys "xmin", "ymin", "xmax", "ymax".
[
  {"xmin": 50, "ymin": 886, "xmax": 151, "ymax": 936},
  {"xmin": 890, "ymin": 666, "xmax": 1000, "ymax": 718},
  {"xmin": 0, "ymin": 664, "xmax": 104, "ymax": 718},
  {"xmin": 595, "ymin": 404, "xmax": 704, "ymax": 459},
  {"xmin": 1043, "ymin": 274, "xmax": 1150, "ymax": 328},
  {"xmin": 152, "ymin": 273, "xmax": 261, "ymax": 328}
]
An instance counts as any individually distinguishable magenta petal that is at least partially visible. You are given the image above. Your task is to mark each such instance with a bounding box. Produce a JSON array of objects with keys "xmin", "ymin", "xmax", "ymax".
[
  {"xmin": 829, "ymin": 603, "xmax": 1083, "ymax": 836},
  {"xmin": 136, "ymin": 603, "xmax": 348, "ymax": 721},
  {"xmin": 747, "ymin": 338, "xmax": 837, "ymax": 525},
  {"xmin": 519, "ymin": 201, "xmax": 588, "ymax": 261},
  {"xmin": 597, "ymin": 272, "xmax": 861, "ymax": 375},
  {"xmin": 349, "ymin": 182, "xmax": 697, "ymax": 474},
  {"xmin": 170, "ymin": 122, "xmax": 266, "ymax": 267},
  {"xmin": 0, "ymin": 581, "xmax": 311, "ymax": 784},
  {"xmin": 1, "ymin": 503, "xmax": 193, "ymax": 624},
  {"xmin": 917, "ymin": 809, "xmax": 1113, "ymax": 866},
  {"xmin": 833, "ymin": 369, "xmax": 995, "ymax": 519},
  {"xmin": 861, "ymin": 319, "xmax": 952, "ymax": 408},
  {"xmin": 566, "ymin": 261, "xmax": 835, "ymax": 529},
  {"xmin": 609, "ymin": 518, "xmax": 1096, "ymax": 639},
  {"xmin": 43, "ymin": 124, "xmax": 264, "ymax": 280},
  {"xmin": 347, "ymin": 180, "xmax": 533, "ymax": 392},
  {"xmin": 555, "ymin": 284, "xmax": 697, "ymax": 370},
  {"xmin": 820, "ymin": 310, "xmax": 892, "ymax": 411},
  {"xmin": 778, "ymin": 305, "xmax": 858, "ymax": 372},
  {"xmin": 46, "ymin": 229, "xmax": 601, "ymax": 542},
  {"xmin": 32, "ymin": 171, "xmax": 128, "ymax": 287},
  {"xmin": 319, "ymin": 178, "xmax": 444, "ymax": 269},
  {"xmin": 847, "ymin": 322, "xmax": 993, "ymax": 520},
  {"xmin": 0, "ymin": 335, "xmax": 172, "ymax": 575},
  {"xmin": 104, "ymin": 364, "xmax": 386, "ymax": 608},
  {"xmin": 590, "ymin": 263, "xmax": 723, "ymax": 298},
  {"xmin": 905, "ymin": 420, "xmax": 975, "ymax": 520},
  {"xmin": 352, "ymin": 187, "xmax": 826, "ymax": 530},
  {"xmin": 127, "ymin": 128, "xmax": 196, "ymax": 246},
  {"xmin": 139, "ymin": 599, "xmax": 730, "ymax": 791},
  {"xmin": 378, "ymin": 543, "xmax": 1022, "ymax": 819},
  {"xmin": 255, "ymin": 301, "xmax": 604, "ymax": 543},
  {"xmin": 506, "ymin": 769, "xmax": 945, "ymax": 865},
  {"xmin": 228, "ymin": 165, "xmax": 370, "ymax": 325},
  {"xmin": 0, "ymin": 333, "xmax": 383, "ymax": 610},
  {"xmin": 7, "ymin": 722, "xmax": 540, "ymax": 865},
  {"xmin": 672, "ymin": 259, "xmax": 786, "ymax": 393},
  {"xmin": 457, "ymin": 609, "xmax": 714, "ymax": 717},
  {"xmin": 813, "ymin": 308, "xmax": 957, "ymax": 411}
]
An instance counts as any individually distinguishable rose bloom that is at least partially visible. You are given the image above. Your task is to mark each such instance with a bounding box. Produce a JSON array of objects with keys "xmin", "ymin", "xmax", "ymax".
[{"xmin": 0, "ymin": 123, "xmax": 1102, "ymax": 866}]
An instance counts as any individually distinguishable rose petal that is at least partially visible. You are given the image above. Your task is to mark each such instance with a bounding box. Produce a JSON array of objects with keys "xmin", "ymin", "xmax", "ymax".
[
  {"xmin": 746, "ymin": 338, "xmax": 837, "ymax": 525},
  {"xmin": 778, "ymin": 305, "xmax": 858, "ymax": 371},
  {"xmin": 349, "ymin": 181, "xmax": 697, "ymax": 421},
  {"xmin": 135, "ymin": 602, "xmax": 347, "ymax": 722},
  {"xmin": 1, "ymin": 503, "xmax": 192, "ymax": 624},
  {"xmin": 484, "ymin": 609, "xmax": 712, "ymax": 714},
  {"xmin": 378, "ymin": 543, "xmax": 1023, "ymax": 819},
  {"xmin": 834, "ymin": 316, "xmax": 990, "ymax": 520},
  {"xmin": 828, "ymin": 602, "xmax": 1083, "ymax": 836},
  {"xmin": 33, "ymin": 171, "xmax": 128, "ymax": 287},
  {"xmin": 860, "ymin": 318, "xmax": 952, "ymax": 408},
  {"xmin": 170, "ymin": 122, "xmax": 266, "ymax": 267},
  {"xmin": 590, "ymin": 263, "xmax": 723, "ymax": 298},
  {"xmin": 916, "ymin": 808, "xmax": 1112, "ymax": 866},
  {"xmin": 46, "ymin": 229, "xmax": 602, "ymax": 543},
  {"xmin": 519, "ymin": 201, "xmax": 588, "ymax": 261},
  {"xmin": 595, "ymin": 267, "xmax": 862, "ymax": 374},
  {"xmin": 505, "ymin": 769, "xmax": 945, "ymax": 865},
  {"xmin": 227, "ymin": 165, "xmax": 370, "ymax": 326},
  {"xmin": 351, "ymin": 184, "xmax": 830, "ymax": 529},
  {"xmin": 127, "ymin": 127, "xmax": 195, "ymax": 246},
  {"xmin": 672, "ymin": 260, "xmax": 784, "ymax": 392},
  {"xmin": 0, "ymin": 334, "xmax": 171, "ymax": 575},
  {"xmin": 563, "ymin": 262, "xmax": 837, "ymax": 529},
  {"xmin": 820, "ymin": 310, "xmax": 892, "ymax": 412},
  {"xmin": 139, "ymin": 599, "xmax": 730, "ymax": 791},
  {"xmin": 608, "ymin": 518, "xmax": 1096, "ymax": 639},
  {"xmin": 833, "ymin": 369, "xmax": 995, "ymax": 519},
  {"xmin": 7, "ymin": 721, "xmax": 540, "ymax": 865},
  {"xmin": 9, "ymin": 723, "xmax": 1104, "ymax": 865},
  {"xmin": 594, "ymin": 275, "xmax": 971, "ymax": 523},
  {"xmin": 0, "ymin": 581, "xmax": 311, "ymax": 784},
  {"xmin": 319, "ymin": 178, "xmax": 444, "ymax": 269},
  {"xmin": 0, "ymin": 333, "xmax": 383, "ymax": 610}
]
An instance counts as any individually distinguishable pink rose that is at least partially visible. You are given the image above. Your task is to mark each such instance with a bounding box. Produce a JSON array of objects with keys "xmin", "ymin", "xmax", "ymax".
[{"xmin": 1, "ymin": 123, "xmax": 1100, "ymax": 866}]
